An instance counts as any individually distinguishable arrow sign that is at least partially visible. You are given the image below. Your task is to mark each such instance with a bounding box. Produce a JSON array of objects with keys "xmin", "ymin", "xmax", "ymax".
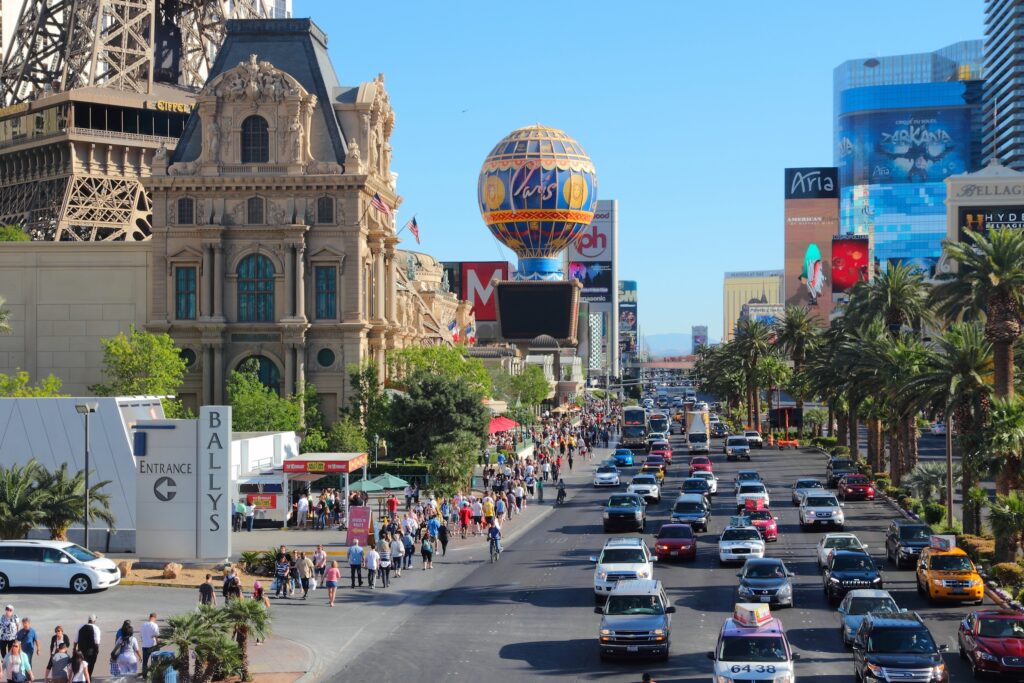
[{"xmin": 154, "ymin": 476, "xmax": 177, "ymax": 502}]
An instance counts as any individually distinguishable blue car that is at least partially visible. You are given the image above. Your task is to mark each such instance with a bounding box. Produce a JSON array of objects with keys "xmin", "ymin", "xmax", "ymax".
[{"xmin": 612, "ymin": 449, "xmax": 635, "ymax": 467}]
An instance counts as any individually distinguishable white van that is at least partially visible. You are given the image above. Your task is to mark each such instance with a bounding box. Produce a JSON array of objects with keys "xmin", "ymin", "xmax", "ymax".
[{"xmin": 0, "ymin": 540, "xmax": 121, "ymax": 593}]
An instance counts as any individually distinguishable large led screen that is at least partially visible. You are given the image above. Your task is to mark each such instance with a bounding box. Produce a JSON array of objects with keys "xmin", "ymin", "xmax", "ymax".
[
  {"xmin": 831, "ymin": 235, "xmax": 870, "ymax": 294},
  {"xmin": 957, "ymin": 205, "xmax": 1024, "ymax": 242}
]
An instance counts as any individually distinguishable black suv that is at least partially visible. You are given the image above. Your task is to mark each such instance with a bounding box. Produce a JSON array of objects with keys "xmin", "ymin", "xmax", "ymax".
[
  {"xmin": 603, "ymin": 493, "xmax": 646, "ymax": 532},
  {"xmin": 885, "ymin": 520, "xmax": 934, "ymax": 570},
  {"xmin": 826, "ymin": 458, "xmax": 857, "ymax": 487},
  {"xmin": 851, "ymin": 612, "xmax": 949, "ymax": 682},
  {"xmin": 823, "ymin": 550, "xmax": 883, "ymax": 604}
]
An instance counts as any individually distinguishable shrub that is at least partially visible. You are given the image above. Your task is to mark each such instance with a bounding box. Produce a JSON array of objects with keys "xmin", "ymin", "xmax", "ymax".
[
  {"xmin": 923, "ymin": 502, "xmax": 946, "ymax": 526},
  {"xmin": 990, "ymin": 562, "xmax": 1024, "ymax": 591},
  {"xmin": 959, "ymin": 535, "xmax": 996, "ymax": 565},
  {"xmin": 812, "ymin": 436, "xmax": 839, "ymax": 449},
  {"xmin": 829, "ymin": 445, "xmax": 850, "ymax": 458},
  {"xmin": 875, "ymin": 476, "xmax": 891, "ymax": 491}
]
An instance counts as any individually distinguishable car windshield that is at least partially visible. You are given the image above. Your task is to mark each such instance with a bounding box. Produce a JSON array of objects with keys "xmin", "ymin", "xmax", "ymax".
[
  {"xmin": 632, "ymin": 476, "xmax": 657, "ymax": 485},
  {"xmin": 796, "ymin": 480, "xmax": 823, "ymax": 489},
  {"xmin": 692, "ymin": 458, "xmax": 710, "ymax": 465},
  {"xmin": 832, "ymin": 554, "xmax": 874, "ymax": 571},
  {"xmin": 674, "ymin": 501, "xmax": 705, "ymax": 513},
  {"xmin": 845, "ymin": 477, "xmax": 869, "ymax": 485},
  {"xmin": 825, "ymin": 536, "xmax": 861, "ymax": 549},
  {"xmin": 738, "ymin": 472, "xmax": 760, "ymax": 480},
  {"xmin": 748, "ymin": 511, "xmax": 772, "ymax": 521},
  {"xmin": 900, "ymin": 526, "xmax": 932, "ymax": 541},
  {"xmin": 745, "ymin": 563, "xmax": 786, "ymax": 579},
  {"xmin": 846, "ymin": 597, "xmax": 898, "ymax": 615},
  {"xmin": 694, "ymin": 472, "xmax": 713, "ymax": 480},
  {"xmin": 722, "ymin": 529, "xmax": 761, "ymax": 541},
  {"xmin": 727, "ymin": 437, "xmax": 748, "ymax": 446},
  {"xmin": 605, "ymin": 594, "xmax": 665, "ymax": 616},
  {"xmin": 930, "ymin": 555, "xmax": 974, "ymax": 571},
  {"xmin": 718, "ymin": 635, "xmax": 787, "ymax": 662},
  {"xmin": 806, "ymin": 497, "xmax": 839, "ymax": 507},
  {"xmin": 979, "ymin": 618, "xmax": 1024, "ymax": 638},
  {"xmin": 689, "ymin": 434, "xmax": 708, "ymax": 443},
  {"xmin": 623, "ymin": 426, "xmax": 645, "ymax": 438},
  {"xmin": 684, "ymin": 480, "xmax": 709, "ymax": 490},
  {"xmin": 739, "ymin": 484, "xmax": 766, "ymax": 494},
  {"xmin": 63, "ymin": 545, "xmax": 99, "ymax": 562},
  {"xmin": 607, "ymin": 496, "xmax": 638, "ymax": 508},
  {"xmin": 600, "ymin": 549, "xmax": 646, "ymax": 564},
  {"xmin": 597, "ymin": 466, "xmax": 617, "ymax": 474},
  {"xmin": 658, "ymin": 526, "xmax": 694, "ymax": 539},
  {"xmin": 744, "ymin": 432, "xmax": 760, "ymax": 438},
  {"xmin": 867, "ymin": 628, "xmax": 937, "ymax": 653}
]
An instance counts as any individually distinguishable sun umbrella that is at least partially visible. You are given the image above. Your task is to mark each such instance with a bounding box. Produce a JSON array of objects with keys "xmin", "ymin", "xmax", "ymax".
[
  {"xmin": 370, "ymin": 472, "xmax": 408, "ymax": 489},
  {"xmin": 348, "ymin": 479, "xmax": 384, "ymax": 493}
]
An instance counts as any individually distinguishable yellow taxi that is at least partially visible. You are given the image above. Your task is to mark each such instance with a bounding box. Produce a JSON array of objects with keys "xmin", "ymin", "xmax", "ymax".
[{"xmin": 914, "ymin": 535, "xmax": 984, "ymax": 604}]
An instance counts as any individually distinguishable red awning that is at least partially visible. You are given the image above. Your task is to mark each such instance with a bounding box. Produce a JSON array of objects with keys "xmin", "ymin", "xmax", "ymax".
[{"xmin": 489, "ymin": 416, "xmax": 519, "ymax": 434}]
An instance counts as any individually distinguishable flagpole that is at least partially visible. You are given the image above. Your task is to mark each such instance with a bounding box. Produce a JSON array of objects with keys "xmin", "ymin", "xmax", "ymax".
[{"xmin": 396, "ymin": 214, "xmax": 416, "ymax": 237}]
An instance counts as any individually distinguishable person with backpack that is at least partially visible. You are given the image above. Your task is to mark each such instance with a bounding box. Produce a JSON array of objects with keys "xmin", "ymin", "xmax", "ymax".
[{"xmin": 73, "ymin": 616, "xmax": 100, "ymax": 677}]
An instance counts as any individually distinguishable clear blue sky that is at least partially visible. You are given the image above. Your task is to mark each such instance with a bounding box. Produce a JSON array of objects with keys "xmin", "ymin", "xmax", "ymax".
[{"xmin": 296, "ymin": 0, "xmax": 983, "ymax": 340}]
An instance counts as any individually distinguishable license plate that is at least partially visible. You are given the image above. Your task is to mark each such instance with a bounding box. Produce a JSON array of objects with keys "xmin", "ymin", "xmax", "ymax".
[
  {"xmin": 627, "ymin": 646, "xmax": 639, "ymax": 652},
  {"xmin": 816, "ymin": 520, "xmax": 827, "ymax": 524},
  {"xmin": 760, "ymin": 596, "xmax": 772, "ymax": 603},
  {"xmin": 952, "ymin": 588, "xmax": 965, "ymax": 594},
  {"xmin": 670, "ymin": 551, "xmax": 678, "ymax": 556}
]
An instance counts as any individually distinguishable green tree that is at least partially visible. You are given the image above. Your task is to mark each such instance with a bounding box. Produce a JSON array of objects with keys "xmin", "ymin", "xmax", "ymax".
[
  {"xmin": 986, "ymin": 396, "xmax": 1024, "ymax": 499},
  {"xmin": 326, "ymin": 416, "xmax": 369, "ymax": 453},
  {"xmin": 91, "ymin": 325, "xmax": 189, "ymax": 417},
  {"xmin": 0, "ymin": 296, "xmax": 10, "ymax": 335},
  {"xmin": 387, "ymin": 372, "xmax": 488, "ymax": 459},
  {"xmin": 346, "ymin": 361, "xmax": 390, "ymax": 439},
  {"xmin": 732, "ymin": 318, "xmax": 775, "ymax": 431},
  {"xmin": 989, "ymin": 490, "xmax": 1024, "ymax": 562},
  {"xmin": 0, "ymin": 460, "xmax": 47, "ymax": 539},
  {"xmin": 803, "ymin": 407, "xmax": 828, "ymax": 437},
  {"xmin": 226, "ymin": 361, "xmax": 302, "ymax": 432},
  {"xmin": 221, "ymin": 598, "xmax": 271, "ymax": 682},
  {"xmin": 773, "ymin": 305, "xmax": 820, "ymax": 424},
  {"xmin": 0, "ymin": 370, "xmax": 65, "ymax": 397},
  {"xmin": 428, "ymin": 430, "xmax": 480, "ymax": 498},
  {"xmin": 387, "ymin": 345, "xmax": 492, "ymax": 395},
  {"xmin": 0, "ymin": 225, "xmax": 29, "ymax": 241},
  {"xmin": 36, "ymin": 463, "xmax": 116, "ymax": 540},
  {"xmin": 510, "ymin": 365, "xmax": 551, "ymax": 407},
  {"xmin": 903, "ymin": 461, "xmax": 961, "ymax": 503}
]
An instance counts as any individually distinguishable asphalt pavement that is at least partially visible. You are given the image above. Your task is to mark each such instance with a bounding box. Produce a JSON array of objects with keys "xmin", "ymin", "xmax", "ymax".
[{"xmin": 328, "ymin": 431, "xmax": 985, "ymax": 682}]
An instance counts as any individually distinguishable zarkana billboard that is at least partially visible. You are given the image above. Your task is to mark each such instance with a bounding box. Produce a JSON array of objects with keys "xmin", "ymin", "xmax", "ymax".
[
  {"xmin": 836, "ymin": 108, "xmax": 971, "ymax": 187},
  {"xmin": 784, "ymin": 168, "xmax": 838, "ymax": 322}
]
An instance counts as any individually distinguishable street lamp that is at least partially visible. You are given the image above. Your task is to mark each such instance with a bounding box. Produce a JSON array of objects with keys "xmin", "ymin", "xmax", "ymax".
[{"xmin": 75, "ymin": 402, "xmax": 99, "ymax": 550}]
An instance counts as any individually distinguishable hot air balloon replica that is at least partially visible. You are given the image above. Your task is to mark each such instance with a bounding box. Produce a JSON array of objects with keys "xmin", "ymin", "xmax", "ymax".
[{"xmin": 478, "ymin": 125, "xmax": 599, "ymax": 280}]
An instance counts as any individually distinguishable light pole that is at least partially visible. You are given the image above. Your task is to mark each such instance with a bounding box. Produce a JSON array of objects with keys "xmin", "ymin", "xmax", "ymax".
[
  {"xmin": 373, "ymin": 434, "xmax": 379, "ymax": 468},
  {"xmin": 75, "ymin": 402, "xmax": 99, "ymax": 550}
]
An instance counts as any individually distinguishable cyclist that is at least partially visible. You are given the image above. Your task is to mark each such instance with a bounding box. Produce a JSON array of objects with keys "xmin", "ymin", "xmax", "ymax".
[{"xmin": 487, "ymin": 520, "xmax": 503, "ymax": 561}]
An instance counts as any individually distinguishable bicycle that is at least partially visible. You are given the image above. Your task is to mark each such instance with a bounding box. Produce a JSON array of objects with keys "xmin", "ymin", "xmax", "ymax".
[{"xmin": 489, "ymin": 537, "xmax": 501, "ymax": 563}]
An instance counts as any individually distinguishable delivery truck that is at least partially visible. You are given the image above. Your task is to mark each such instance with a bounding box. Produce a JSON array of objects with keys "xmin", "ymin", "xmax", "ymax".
[{"xmin": 686, "ymin": 410, "xmax": 710, "ymax": 454}]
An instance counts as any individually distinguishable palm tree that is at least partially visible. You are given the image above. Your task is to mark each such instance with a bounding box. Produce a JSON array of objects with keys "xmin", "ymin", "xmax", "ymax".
[
  {"xmin": 903, "ymin": 461, "xmax": 962, "ymax": 502},
  {"xmin": 932, "ymin": 228, "xmax": 1024, "ymax": 399},
  {"xmin": 162, "ymin": 611, "xmax": 208, "ymax": 683},
  {"xmin": 732, "ymin": 318, "xmax": 775, "ymax": 432},
  {"xmin": 222, "ymin": 598, "xmax": 271, "ymax": 681},
  {"xmin": 192, "ymin": 631, "xmax": 241, "ymax": 683},
  {"xmin": 847, "ymin": 263, "xmax": 932, "ymax": 334},
  {"xmin": 986, "ymin": 396, "xmax": 1024, "ymax": 496},
  {"xmin": 988, "ymin": 490, "xmax": 1024, "ymax": 562},
  {"xmin": 0, "ymin": 460, "xmax": 46, "ymax": 538},
  {"xmin": 35, "ymin": 463, "xmax": 116, "ymax": 540},
  {"xmin": 0, "ymin": 297, "xmax": 10, "ymax": 335},
  {"xmin": 773, "ymin": 306, "xmax": 820, "ymax": 433}
]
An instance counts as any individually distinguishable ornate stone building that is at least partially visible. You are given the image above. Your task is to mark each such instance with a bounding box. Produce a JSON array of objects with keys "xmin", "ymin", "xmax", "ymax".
[{"xmin": 145, "ymin": 19, "xmax": 469, "ymax": 415}]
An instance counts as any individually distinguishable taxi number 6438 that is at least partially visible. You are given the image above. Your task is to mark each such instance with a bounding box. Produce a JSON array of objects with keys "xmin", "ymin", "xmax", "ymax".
[{"xmin": 731, "ymin": 665, "xmax": 777, "ymax": 673}]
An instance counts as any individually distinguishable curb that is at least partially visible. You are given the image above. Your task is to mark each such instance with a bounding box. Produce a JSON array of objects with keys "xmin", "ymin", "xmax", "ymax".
[{"xmin": 119, "ymin": 579, "xmax": 193, "ymax": 589}]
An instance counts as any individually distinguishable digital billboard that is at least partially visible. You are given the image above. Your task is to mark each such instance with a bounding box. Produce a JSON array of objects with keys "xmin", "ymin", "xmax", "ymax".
[
  {"xmin": 692, "ymin": 325, "xmax": 708, "ymax": 352},
  {"xmin": 568, "ymin": 200, "xmax": 617, "ymax": 304},
  {"xmin": 461, "ymin": 262, "xmax": 511, "ymax": 322},
  {"xmin": 570, "ymin": 261, "xmax": 613, "ymax": 303},
  {"xmin": 618, "ymin": 280, "xmax": 637, "ymax": 333},
  {"xmin": 784, "ymin": 168, "xmax": 838, "ymax": 322},
  {"xmin": 831, "ymin": 235, "xmax": 870, "ymax": 294},
  {"xmin": 495, "ymin": 281, "xmax": 578, "ymax": 342},
  {"xmin": 958, "ymin": 205, "xmax": 1024, "ymax": 242},
  {"xmin": 837, "ymin": 108, "xmax": 971, "ymax": 187}
]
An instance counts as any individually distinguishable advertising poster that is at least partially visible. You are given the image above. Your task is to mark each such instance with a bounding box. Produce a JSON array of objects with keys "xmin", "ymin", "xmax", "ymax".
[
  {"xmin": 247, "ymin": 494, "xmax": 277, "ymax": 510},
  {"xmin": 831, "ymin": 235, "xmax": 870, "ymax": 294},
  {"xmin": 784, "ymin": 168, "xmax": 838, "ymax": 322},
  {"xmin": 461, "ymin": 262, "xmax": 511, "ymax": 321},
  {"xmin": 568, "ymin": 201, "xmax": 617, "ymax": 304},
  {"xmin": 887, "ymin": 256, "xmax": 939, "ymax": 279},
  {"xmin": 346, "ymin": 506, "xmax": 372, "ymax": 546},
  {"xmin": 618, "ymin": 280, "xmax": 637, "ymax": 333},
  {"xmin": 692, "ymin": 325, "xmax": 708, "ymax": 352},
  {"xmin": 570, "ymin": 261, "xmax": 613, "ymax": 303},
  {"xmin": 957, "ymin": 205, "xmax": 1024, "ymax": 242},
  {"xmin": 837, "ymin": 107, "xmax": 971, "ymax": 187}
]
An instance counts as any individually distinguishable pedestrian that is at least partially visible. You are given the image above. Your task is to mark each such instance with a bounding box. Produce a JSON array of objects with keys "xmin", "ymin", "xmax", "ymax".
[
  {"xmin": 471, "ymin": 498, "xmax": 484, "ymax": 536},
  {"xmin": 298, "ymin": 551, "xmax": 314, "ymax": 599},
  {"xmin": 537, "ymin": 476, "xmax": 545, "ymax": 503},
  {"xmin": 390, "ymin": 534, "xmax": 404, "ymax": 578},
  {"xmin": 274, "ymin": 554, "xmax": 290, "ymax": 598},
  {"xmin": 287, "ymin": 549, "xmax": 299, "ymax": 595},
  {"xmin": 494, "ymin": 495, "xmax": 506, "ymax": 524},
  {"xmin": 139, "ymin": 613, "xmax": 159, "ymax": 679},
  {"xmin": 74, "ymin": 616, "xmax": 100, "ymax": 677},
  {"xmin": 438, "ymin": 522, "xmax": 449, "ymax": 557},
  {"xmin": 199, "ymin": 573, "xmax": 217, "ymax": 606},
  {"xmin": 543, "ymin": 461, "xmax": 551, "ymax": 481},
  {"xmin": 0, "ymin": 605, "xmax": 17, "ymax": 658},
  {"xmin": 15, "ymin": 618, "xmax": 36, "ymax": 666},
  {"xmin": 364, "ymin": 544, "xmax": 380, "ymax": 589},
  {"xmin": 252, "ymin": 580, "xmax": 268, "ymax": 608},
  {"xmin": 402, "ymin": 531, "xmax": 415, "ymax": 569},
  {"xmin": 458, "ymin": 502, "xmax": 472, "ymax": 539},
  {"xmin": 312, "ymin": 545, "xmax": 327, "ymax": 582},
  {"xmin": 49, "ymin": 626, "xmax": 70, "ymax": 656},
  {"xmin": 348, "ymin": 539, "xmax": 365, "ymax": 588},
  {"xmin": 324, "ymin": 561, "xmax": 341, "ymax": 607},
  {"xmin": 245, "ymin": 501, "xmax": 256, "ymax": 531},
  {"xmin": 420, "ymin": 535, "xmax": 434, "ymax": 569},
  {"xmin": 233, "ymin": 498, "xmax": 245, "ymax": 531},
  {"xmin": 67, "ymin": 650, "xmax": 90, "ymax": 683},
  {"xmin": 378, "ymin": 538, "xmax": 392, "ymax": 588},
  {"xmin": 296, "ymin": 492, "xmax": 309, "ymax": 530},
  {"xmin": 45, "ymin": 641, "xmax": 71, "ymax": 683},
  {"xmin": 3, "ymin": 640, "xmax": 31, "ymax": 683},
  {"xmin": 568, "ymin": 455, "xmax": 574, "ymax": 471},
  {"xmin": 386, "ymin": 493, "xmax": 399, "ymax": 520},
  {"xmin": 111, "ymin": 622, "xmax": 141, "ymax": 677}
]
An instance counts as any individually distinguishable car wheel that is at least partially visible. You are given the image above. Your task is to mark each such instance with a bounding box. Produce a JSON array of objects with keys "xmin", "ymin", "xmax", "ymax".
[
  {"xmin": 659, "ymin": 649, "xmax": 669, "ymax": 662},
  {"xmin": 0, "ymin": 573, "xmax": 8, "ymax": 592},
  {"xmin": 603, "ymin": 524, "xmax": 610, "ymax": 533},
  {"xmin": 70, "ymin": 574, "xmax": 92, "ymax": 594}
]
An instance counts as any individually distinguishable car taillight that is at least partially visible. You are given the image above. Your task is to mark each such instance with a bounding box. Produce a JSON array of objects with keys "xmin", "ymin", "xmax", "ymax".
[{"xmin": 867, "ymin": 487, "xmax": 874, "ymax": 493}]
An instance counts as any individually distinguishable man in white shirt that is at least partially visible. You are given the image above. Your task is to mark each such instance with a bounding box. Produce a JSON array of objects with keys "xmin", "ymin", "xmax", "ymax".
[
  {"xmin": 364, "ymin": 545, "xmax": 380, "ymax": 589},
  {"xmin": 139, "ymin": 612, "xmax": 160, "ymax": 678},
  {"xmin": 297, "ymin": 493, "xmax": 309, "ymax": 529}
]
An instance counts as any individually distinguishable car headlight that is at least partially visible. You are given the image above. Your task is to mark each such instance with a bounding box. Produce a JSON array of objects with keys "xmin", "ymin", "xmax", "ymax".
[
  {"xmin": 866, "ymin": 662, "xmax": 884, "ymax": 675},
  {"xmin": 829, "ymin": 576, "xmax": 840, "ymax": 584},
  {"xmin": 977, "ymin": 650, "xmax": 998, "ymax": 661},
  {"xmin": 931, "ymin": 579, "xmax": 943, "ymax": 585},
  {"xmin": 637, "ymin": 568, "xmax": 650, "ymax": 578},
  {"xmin": 970, "ymin": 579, "xmax": 982, "ymax": 587},
  {"xmin": 652, "ymin": 628, "xmax": 665, "ymax": 636},
  {"xmin": 599, "ymin": 628, "xmax": 611, "ymax": 636},
  {"xmin": 738, "ymin": 586, "xmax": 753, "ymax": 596},
  {"xmin": 715, "ymin": 676, "xmax": 734, "ymax": 683},
  {"xmin": 930, "ymin": 663, "xmax": 945, "ymax": 675},
  {"xmin": 778, "ymin": 583, "xmax": 792, "ymax": 594},
  {"xmin": 597, "ymin": 570, "xmax": 607, "ymax": 580},
  {"xmin": 635, "ymin": 511, "xmax": 643, "ymax": 518},
  {"xmin": 871, "ymin": 576, "xmax": 882, "ymax": 583},
  {"xmin": 602, "ymin": 512, "xmax": 609, "ymax": 519}
]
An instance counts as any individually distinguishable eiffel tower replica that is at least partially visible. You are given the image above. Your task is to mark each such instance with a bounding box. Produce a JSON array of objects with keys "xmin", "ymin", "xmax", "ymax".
[{"xmin": 0, "ymin": 0, "xmax": 279, "ymax": 241}]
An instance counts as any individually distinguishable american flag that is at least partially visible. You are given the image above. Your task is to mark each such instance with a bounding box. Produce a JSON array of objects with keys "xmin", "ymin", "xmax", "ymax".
[
  {"xmin": 371, "ymin": 192, "xmax": 391, "ymax": 216},
  {"xmin": 405, "ymin": 216, "xmax": 420, "ymax": 244},
  {"xmin": 448, "ymin": 319, "xmax": 459, "ymax": 342}
]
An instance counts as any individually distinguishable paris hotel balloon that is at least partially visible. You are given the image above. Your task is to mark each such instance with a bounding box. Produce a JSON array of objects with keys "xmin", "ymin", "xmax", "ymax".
[{"xmin": 478, "ymin": 125, "xmax": 598, "ymax": 280}]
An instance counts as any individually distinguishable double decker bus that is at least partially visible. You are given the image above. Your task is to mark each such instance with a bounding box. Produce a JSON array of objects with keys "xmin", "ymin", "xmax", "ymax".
[{"xmin": 622, "ymin": 406, "xmax": 649, "ymax": 451}]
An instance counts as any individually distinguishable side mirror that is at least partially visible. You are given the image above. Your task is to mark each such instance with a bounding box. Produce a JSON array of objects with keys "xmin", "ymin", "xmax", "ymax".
[
  {"xmin": 862, "ymin": 544, "xmax": 869, "ymax": 548},
  {"xmin": 901, "ymin": 608, "xmax": 907, "ymax": 613},
  {"xmin": 939, "ymin": 644, "xmax": 949, "ymax": 652},
  {"xmin": 666, "ymin": 606, "xmax": 676, "ymax": 613},
  {"xmin": 589, "ymin": 556, "xmax": 598, "ymax": 563},
  {"xmin": 791, "ymin": 652, "xmax": 801, "ymax": 661},
  {"xmin": 736, "ymin": 572, "xmax": 743, "ymax": 577},
  {"xmin": 840, "ymin": 503, "xmax": 846, "ymax": 507},
  {"xmin": 593, "ymin": 606, "xmax": 603, "ymax": 614},
  {"xmin": 706, "ymin": 651, "xmax": 716, "ymax": 660}
]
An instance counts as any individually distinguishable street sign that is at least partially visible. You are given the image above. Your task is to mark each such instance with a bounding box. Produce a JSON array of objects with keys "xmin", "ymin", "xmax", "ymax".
[{"xmin": 153, "ymin": 476, "xmax": 176, "ymax": 501}]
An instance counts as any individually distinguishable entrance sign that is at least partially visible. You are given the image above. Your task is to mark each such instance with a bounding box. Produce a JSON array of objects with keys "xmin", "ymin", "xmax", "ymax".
[{"xmin": 198, "ymin": 406, "xmax": 232, "ymax": 560}]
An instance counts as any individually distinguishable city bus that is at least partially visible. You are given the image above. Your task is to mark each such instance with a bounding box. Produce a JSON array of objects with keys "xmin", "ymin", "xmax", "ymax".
[
  {"xmin": 622, "ymin": 406, "xmax": 649, "ymax": 452},
  {"xmin": 648, "ymin": 412, "xmax": 670, "ymax": 436}
]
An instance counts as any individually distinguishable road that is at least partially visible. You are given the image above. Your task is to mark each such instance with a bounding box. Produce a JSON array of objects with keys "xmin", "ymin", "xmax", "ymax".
[{"xmin": 331, "ymin": 431, "xmax": 984, "ymax": 682}]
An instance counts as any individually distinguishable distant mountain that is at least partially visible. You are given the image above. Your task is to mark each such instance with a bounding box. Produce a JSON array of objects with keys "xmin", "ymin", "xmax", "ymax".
[{"xmin": 643, "ymin": 333, "xmax": 718, "ymax": 358}]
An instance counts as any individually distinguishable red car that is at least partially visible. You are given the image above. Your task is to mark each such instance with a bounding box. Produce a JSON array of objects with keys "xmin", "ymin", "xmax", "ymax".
[
  {"xmin": 747, "ymin": 509, "xmax": 779, "ymax": 542},
  {"xmin": 653, "ymin": 523, "xmax": 697, "ymax": 561},
  {"xmin": 958, "ymin": 610, "xmax": 1024, "ymax": 677},
  {"xmin": 837, "ymin": 474, "xmax": 875, "ymax": 501},
  {"xmin": 649, "ymin": 446, "xmax": 673, "ymax": 465},
  {"xmin": 689, "ymin": 456, "xmax": 713, "ymax": 476}
]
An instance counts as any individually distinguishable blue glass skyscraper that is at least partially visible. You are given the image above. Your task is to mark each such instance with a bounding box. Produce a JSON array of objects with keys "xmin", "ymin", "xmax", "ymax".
[{"xmin": 834, "ymin": 41, "xmax": 985, "ymax": 275}]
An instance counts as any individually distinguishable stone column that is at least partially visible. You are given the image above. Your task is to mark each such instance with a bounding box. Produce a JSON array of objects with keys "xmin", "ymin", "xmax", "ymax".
[
  {"xmin": 372, "ymin": 242, "xmax": 385, "ymax": 320},
  {"xmin": 295, "ymin": 245, "xmax": 306, "ymax": 320},
  {"xmin": 213, "ymin": 244, "xmax": 224, "ymax": 319},
  {"xmin": 202, "ymin": 344, "xmax": 213, "ymax": 405},
  {"xmin": 202, "ymin": 245, "xmax": 213, "ymax": 318},
  {"xmin": 284, "ymin": 245, "xmax": 295, "ymax": 318},
  {"xmin": 212, "ymin": 344, "xmax": 224, "ymax": 404},
  {"xmin": 284, "ymin": 344, "xmax": 295, "ymax": 396},
  {"xmin": 384, "ymin": 248, "xmax": 396, "ymax": 322}
]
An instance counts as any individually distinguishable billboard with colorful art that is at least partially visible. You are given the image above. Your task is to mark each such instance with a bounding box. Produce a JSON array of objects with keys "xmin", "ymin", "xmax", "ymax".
[
  {"xmin": 784, "ymin": 168, "xmax": 838, "ymax": 322},
  {"xmin": 831, "ymin": 235, "xmax": 871, "ymax": 294}
]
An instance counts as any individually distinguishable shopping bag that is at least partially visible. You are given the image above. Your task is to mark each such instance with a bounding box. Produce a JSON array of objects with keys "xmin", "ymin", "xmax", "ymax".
[{"xmin": 309, "ymin": 576, "xmax": 317, "ymax": 592}]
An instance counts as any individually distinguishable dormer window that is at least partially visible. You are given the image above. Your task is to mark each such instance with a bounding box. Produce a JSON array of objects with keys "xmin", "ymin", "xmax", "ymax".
[{"xmin": 241, "ymin": 115, "xmax": 269, "ymax": 163}]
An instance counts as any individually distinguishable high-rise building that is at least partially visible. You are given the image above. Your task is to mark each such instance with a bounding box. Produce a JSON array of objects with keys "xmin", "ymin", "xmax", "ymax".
[
  {"xmin": 984, "ymin": 0, "xmax": 1024, "ymax": 169},
  {"xmin": 567, "ymin": 199, "xmax": 618, "ymax": 378},
  {"xmin": 722, "ymin": 270, "xmax": 783, "ymax": 342},
  {"xmin": 691, "ymin": 325, "xmax": 707, "ymax": 353},
  {"xmin": 834, "ymin": 41, "xmax": 984, "ymax": 277}
]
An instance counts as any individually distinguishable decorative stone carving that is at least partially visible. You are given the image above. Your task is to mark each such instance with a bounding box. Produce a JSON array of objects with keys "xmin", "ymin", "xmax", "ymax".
[
  {"xmin": 268, "ymin": 201, "xmax": 285, "ymax": 225},
  {"xmin": 213, "ymin": 54, "xmax": 297, "ymax": 103},
  {"xmin": 441, "ymin": 270, "xmax": 450, "ymax": 293},
  {"xmin": 346, "ymin": 138, "xmax": 362, "ymax": 174},
  {"xmin": 406, "ymin": 253, "xmax": 418, "ymax": 281},
  {"xmin": 205, "ymin": 120, "xmax": 220, "ymax": 162},
  {"xmin": 288, "ymin": 116, "xmax": 304, "ymax": 163},
  {"xmin": 153, "ymin": 145, "xmax": 168, "ymax": 175},
  {"xmin": 306, "ymin": 160, "xmax": 341, "ymax": 175},
  {"xmin": 228, "ymin": 202, "xmax": 244, "ymax": 225},
  {"xmin": 169, "ymin": 161, "xmax": 196, "ymax": 176}
]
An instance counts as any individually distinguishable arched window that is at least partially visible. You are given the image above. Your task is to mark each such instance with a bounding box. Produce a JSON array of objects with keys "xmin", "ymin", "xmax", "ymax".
[
  {"xmin": 177, "ymin": 197, "xmax": 194, "ymax": 225},
  {"xmin": 237, "ymin": 254, "xmax": 275, "ymax": 322},
  {"xmin": 247, "ymin": 196, "xmax": 264, "ymax": 224},
  {"xmin": 316, "ymin": 196, "xmax": 334, "ymax": 224},
  {"xmin": 240, "ymin": 115, "xmax": 269, "ymax": 163},
  {"xmin": 239, "ymin": 355, "xmax": 281, "ymax": 394}
]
